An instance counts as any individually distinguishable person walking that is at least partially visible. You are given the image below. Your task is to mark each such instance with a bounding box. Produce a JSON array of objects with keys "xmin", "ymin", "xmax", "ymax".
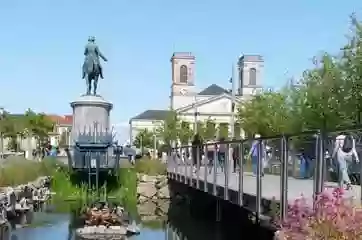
[
  {"xmin": 232, "ymin": 138, "xmax": 240, "ymax": 173},
  {"xmin": 217, "ymin": 137, "xmax": 227, "ymax": 173},
  {"xmin": 248, "ymin": 134, "xmax": 265, "ymax": 177},
  {"xmin": 206, "ymin": 137, "xmax": 217, "ymax": 174},
  {"xmin": 331, "ymin": 132, "xmax": 359, "ymax": 190},
  {"xmin": 192, "ymin": 134, "xmax": 203, "ymax": 172}
]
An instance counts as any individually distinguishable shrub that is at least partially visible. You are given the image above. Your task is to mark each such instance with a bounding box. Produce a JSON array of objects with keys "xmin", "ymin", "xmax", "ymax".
[
  {"xmin": 276, "ymin": 187, "xmax": 362, "ymax": 239},
  {"xmin": 0, "ymin": 157, "xmax": 60, "ymax": 187},
  {"xmin": 134, "ymin": 158, "xmax": 166, "ymax": 176}
]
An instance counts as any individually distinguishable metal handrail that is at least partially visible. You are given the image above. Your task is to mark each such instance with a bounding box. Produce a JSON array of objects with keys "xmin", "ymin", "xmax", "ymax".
[{"xmin": 167, "ymin": 126, "xmax": 362, "ymax": 223}]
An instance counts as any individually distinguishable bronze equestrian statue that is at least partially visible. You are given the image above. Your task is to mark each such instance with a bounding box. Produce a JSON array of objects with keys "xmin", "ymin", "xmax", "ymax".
[{"xmin": 82, "ymin": 36, "xmax": 108, "ymax": 95}]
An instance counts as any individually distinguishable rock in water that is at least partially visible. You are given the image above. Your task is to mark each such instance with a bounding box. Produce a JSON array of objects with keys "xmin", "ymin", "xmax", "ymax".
[
  {"xmin": 76, "ymin": 226, "xmax": 127, "ymax": 240},
  {"xmin": 77, "ymin": 201, "xmax": 140, "ymax": 239}
]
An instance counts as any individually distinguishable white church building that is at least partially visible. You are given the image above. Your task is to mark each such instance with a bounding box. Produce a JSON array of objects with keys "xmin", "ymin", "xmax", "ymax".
[{"xmin": 129, "ymin": 52, "xmax": 263, "ymax": 143}]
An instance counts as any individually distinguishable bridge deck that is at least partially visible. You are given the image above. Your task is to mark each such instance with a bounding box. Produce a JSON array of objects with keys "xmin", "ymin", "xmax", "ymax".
[{"xmin": 167, "ymin": 165, "xmax": 361, "ymax": 203}]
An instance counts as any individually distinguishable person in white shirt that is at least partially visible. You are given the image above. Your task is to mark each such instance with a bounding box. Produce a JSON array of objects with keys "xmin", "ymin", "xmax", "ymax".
[{"xmin": 331, "ymin": 133, "xmax": 359, "ymax": 189}]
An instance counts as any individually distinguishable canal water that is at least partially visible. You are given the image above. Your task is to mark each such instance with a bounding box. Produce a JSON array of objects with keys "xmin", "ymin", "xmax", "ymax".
[{"xmin": 9, "ymin": 204, "xmax": 243, "ymax": 240}]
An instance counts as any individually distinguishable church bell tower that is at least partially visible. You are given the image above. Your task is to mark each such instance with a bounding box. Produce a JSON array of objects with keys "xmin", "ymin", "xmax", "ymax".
[{"xmin": 170, "ymin": 52, "xmax": 196, "ymax": 110}]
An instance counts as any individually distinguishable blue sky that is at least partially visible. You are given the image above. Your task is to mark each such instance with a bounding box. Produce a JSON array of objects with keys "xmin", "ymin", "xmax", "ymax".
[{"xmin": 0, "ymin": 1, "xmax": 361, "ymax": 142}]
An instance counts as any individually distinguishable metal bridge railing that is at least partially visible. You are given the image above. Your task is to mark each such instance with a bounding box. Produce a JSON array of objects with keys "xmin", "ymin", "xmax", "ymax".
[{"xmin": 167, "ymin": 126, "xmax": 362, "ymax": 221}]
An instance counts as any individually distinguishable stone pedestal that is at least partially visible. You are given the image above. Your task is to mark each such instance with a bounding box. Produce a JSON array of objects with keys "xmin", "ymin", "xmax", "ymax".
[{"xmin": 70, "ymin": 94, "xmax": 113, "ymax": 144}]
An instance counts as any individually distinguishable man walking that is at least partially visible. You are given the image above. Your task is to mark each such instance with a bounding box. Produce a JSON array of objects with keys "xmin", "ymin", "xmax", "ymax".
[
  {"xmin": 331, "ymin": 132, "xmax": 359, "ymax": 190},
  {"xmin": 248, "ymin": 134, "xmax": 265, "ymax": 177}
]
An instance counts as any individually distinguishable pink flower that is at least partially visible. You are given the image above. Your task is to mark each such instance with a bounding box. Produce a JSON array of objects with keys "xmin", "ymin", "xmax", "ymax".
[{"xmin": 276, "ymin": 187, "xmax": 362, "ymax": 239}]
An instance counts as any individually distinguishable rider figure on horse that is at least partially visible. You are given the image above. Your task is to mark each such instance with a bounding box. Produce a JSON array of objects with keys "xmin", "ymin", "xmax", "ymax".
[{"xmin": 83, "ymin": 36, "xmax": 107, "ymax": 79}]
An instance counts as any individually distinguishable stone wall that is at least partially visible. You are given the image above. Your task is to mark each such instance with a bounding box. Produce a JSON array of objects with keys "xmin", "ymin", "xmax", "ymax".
[
  {"xmin": 136, "ymin": 174, "xmax": 170, "ymax": 221},
  {"xmin": 0, "ymin": 176, "xmax": 51, "ymax": 225}
]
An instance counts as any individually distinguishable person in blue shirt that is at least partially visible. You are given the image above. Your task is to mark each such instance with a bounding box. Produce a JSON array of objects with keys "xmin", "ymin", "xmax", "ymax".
[{"xmin": 248, "ymin": 134, "xmax": 265, "ymax": 176}]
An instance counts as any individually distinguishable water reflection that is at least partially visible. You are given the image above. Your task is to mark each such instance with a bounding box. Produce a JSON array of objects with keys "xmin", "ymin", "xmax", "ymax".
[
  {"xmin": 9, "ymin": 211, "xmax": 169, "ymax": 240},
  {"xmin": 9, "ymin": 203, "xmax": 234, "ymax": 240}
]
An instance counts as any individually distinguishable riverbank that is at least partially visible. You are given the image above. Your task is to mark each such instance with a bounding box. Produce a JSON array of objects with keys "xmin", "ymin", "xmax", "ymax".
[{"xmin": 0, "ymin": 175, "xmax": 52, "ymax": 229}]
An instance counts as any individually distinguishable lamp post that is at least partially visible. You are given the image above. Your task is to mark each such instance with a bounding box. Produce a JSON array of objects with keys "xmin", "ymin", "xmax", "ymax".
[
  {"xmin": 229, "ymin": 63, "xmax": 237, "ymax": 139},
  {"xmin": 0, "ymin": 108, "xmax": 4, "ymax": 159},
  {"xmin": 193, "ymin": 95, "xmax": 199, "ymax": 134},
  {"xmin": 153, "ymin": 133, "xmax": 157, "ymax": 159}
]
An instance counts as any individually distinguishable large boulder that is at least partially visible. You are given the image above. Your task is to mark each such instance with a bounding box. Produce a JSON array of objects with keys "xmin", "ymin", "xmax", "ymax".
[
  {"xmin": 156, "ymin": 185, "xmax": 170, "ymax": 199},
  {"xmin": 137, "ymin": 182, "xmax": 157, "ymax": 199},
  {"xmin": 137, "ymin": 201, "xmax": 157, "ymax": 216}
]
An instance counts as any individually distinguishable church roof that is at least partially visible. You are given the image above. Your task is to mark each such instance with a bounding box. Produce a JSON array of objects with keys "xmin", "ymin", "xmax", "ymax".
[
  {"xmin": 130, "ymin": 110, "xmax": 170, "ymax": 121},
  {"xmin": 198, "ymin": 84, "xmax": 229, "ymax": 95}
]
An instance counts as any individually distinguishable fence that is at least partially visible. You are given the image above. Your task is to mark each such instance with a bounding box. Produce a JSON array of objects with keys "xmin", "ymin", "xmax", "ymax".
[{"xmin": 167, "ymin": 126, "xmax": 362, "ymax": 221}]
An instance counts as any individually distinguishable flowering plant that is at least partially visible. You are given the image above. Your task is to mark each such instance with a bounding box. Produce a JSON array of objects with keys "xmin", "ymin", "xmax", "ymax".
[{"xmin": 276, "ymin": 188, "xmax": 362, "ymax": 239}]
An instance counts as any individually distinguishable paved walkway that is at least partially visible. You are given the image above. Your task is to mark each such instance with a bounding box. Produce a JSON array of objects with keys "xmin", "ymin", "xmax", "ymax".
[{"xmin": 168, "ymin": 165, "xmax": 361, "ymax": 203}]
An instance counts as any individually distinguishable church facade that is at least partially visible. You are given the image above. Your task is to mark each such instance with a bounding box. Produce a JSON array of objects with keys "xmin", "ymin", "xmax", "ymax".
[{"xmin": 129, "ymin": 52, "xmax": 264, "ymax": 143}]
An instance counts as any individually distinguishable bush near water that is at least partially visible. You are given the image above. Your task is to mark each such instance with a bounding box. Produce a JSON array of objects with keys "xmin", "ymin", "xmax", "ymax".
[{"xmin": 0, "ymin": 157, "xmax": 166, "ymax": 206}]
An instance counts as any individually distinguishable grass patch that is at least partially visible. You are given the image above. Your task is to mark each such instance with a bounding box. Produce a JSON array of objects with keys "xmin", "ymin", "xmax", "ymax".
[
  {"xmin": 0, "ymin": 156, "xmax": 165, "ymax": 215},
  {"xmin": 135, "ymin": 158, "xmax": 166, "ymax": 176},
  {"xmin": 0, "ymin": 157, "xmax": 59, "ymax": 187},
  {"xmin": 51, "ymin": 169, "xmax": 91, "ymax": 200},
  {"xmin": 117, "ymin": 167, "xmax": 137, "ymax": 213}
]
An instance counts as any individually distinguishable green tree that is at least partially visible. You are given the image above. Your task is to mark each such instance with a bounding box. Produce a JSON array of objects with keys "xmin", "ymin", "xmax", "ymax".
[
  {"xmin": 236, "ymin": 17, "xmax": 362, "ymax": 137},
  {"xmin": 340, "ymin": 16, "xmax": 362, "ymax": 124},
  {"xmin": 156, "ymin": 111, "xmax": 180, "ymax": 147},
  {"xmin": 196, "ymin": 121, "xmax": 205, "ymax": 139},
  {"xmin": 238, "ymin": 92, "xmax": 291, "ymax": 137},
  {"xmin": 24, "ymin": 109, "xmax": 54, "ymax": 145},
  {"xmin": 179, "ymin": 121, "xmax": 193, "ymax": 145},
  {"xmin": 204, "ymin": 118, "xmax": 217, "ymax": 140},
  {"xmin": 133, "ymin": 128, "xmax": 154, "ymax": 149},
  {"xmin": 218, "ymin": 123, "xmax": 229, "ymax": 139}
]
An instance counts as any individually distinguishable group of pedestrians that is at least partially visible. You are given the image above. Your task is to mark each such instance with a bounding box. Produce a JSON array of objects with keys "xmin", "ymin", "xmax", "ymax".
[
  {"xmin": 177, "ymin": 131, "xmax": 361, "ymax": 190},
  {"xmin": 186, "ymin": 133, "xmax": 269, "ymax": 176}
]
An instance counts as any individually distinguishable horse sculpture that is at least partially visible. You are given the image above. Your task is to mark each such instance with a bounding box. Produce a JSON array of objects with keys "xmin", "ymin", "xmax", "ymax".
[
  {"xmin": 82, "ymin": 36, "xmax": 107, "ymax": 95},
  {"xmin": 83, "ymin": 57, "xmax": 101, "ymax": 95}
]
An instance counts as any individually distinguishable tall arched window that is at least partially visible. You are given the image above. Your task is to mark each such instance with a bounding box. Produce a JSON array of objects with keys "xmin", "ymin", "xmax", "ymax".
[
  {"xmin": 249, "ymin": 68, "xmax": 257, "ymax": 85},
  {"xmin": 180, "ymin": 65, "xmax": 188, "ymax": 83}
]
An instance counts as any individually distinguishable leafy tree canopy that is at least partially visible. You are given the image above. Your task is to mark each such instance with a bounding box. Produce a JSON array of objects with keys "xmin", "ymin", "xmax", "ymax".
[{"xmin": 237, "ymin": 16, "xmax": 362, "ymax": 137}]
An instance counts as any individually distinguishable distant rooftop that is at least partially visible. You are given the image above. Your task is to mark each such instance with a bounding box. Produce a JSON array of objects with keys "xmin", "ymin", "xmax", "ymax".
[
  {"xmin": 238, "ymin": 55, "xmax": 264, "ymax": 63},
  {"xmin": 171, "ymin": 52, "xmax": 195, "ymax": 60},
  {"xmin": 130, "ymin": 110, "xmax": 170, "ymax": 121},
  {"xmin": 198, "ymin": 84, "xmax": 229, "ymax": 96}
]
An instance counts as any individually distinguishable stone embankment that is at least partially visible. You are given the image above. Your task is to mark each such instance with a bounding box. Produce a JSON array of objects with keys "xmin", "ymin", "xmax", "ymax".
[
  {"xmin": 136, "ymin": 174, "xmax": 170, "ymax": 221},
  {"xmin": 0, "ymin": 176, "xmax": 52, "ymax": 226}
]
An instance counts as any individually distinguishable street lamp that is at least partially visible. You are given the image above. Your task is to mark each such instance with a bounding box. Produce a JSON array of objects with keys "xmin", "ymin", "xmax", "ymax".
[
  {"xmin": 229, "ymin": 63, "xmax": 237, "ymax": 139},
  {"xmin": 193, "ymin": 96, "xmax": 199, "ymax": 134},
  {"xmin": 0, "ymin": 108, "xmax": 4, "ymax": 159},
  {"xmin": 153, "ymin": 133, "xmax": 157, "ymax": 159}
]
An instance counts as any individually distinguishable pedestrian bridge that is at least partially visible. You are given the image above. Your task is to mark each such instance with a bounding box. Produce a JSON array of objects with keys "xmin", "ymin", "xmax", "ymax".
[{"xmin": 166, "ymin": 132, "xmax": 362, "ymax": 221}]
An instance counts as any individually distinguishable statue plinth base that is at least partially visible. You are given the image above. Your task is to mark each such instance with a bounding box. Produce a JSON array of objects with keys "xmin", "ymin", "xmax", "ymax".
[{"xmin": 70, "ymin": 94, "xmax": 113, "ymax": 144}]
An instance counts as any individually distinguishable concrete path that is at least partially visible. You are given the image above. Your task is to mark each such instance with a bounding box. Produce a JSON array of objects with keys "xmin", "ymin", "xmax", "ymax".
[{"xmin": 168, "ymin": 165, "xmax": 361, "ymax": 204}]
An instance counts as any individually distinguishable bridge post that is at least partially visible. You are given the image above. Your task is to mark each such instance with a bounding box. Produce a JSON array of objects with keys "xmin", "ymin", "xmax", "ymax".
[
  {"xmin": 280, "ymin": 136, "xmax": 288, "ymax": 221},
  {"xmin": 314, "ymin": 131, "xmax": 325, "ymax": 203},
  {"xmin": 189, "ymin": 146, "xmax": 193, "ymax": 187},
  {"xmin": 213, "ymin": 145, "xmax": 218, "ymax": 196},
  {"xmin": 216, "ymin": 199, "xmax": 222, "ymax": 222},
  {"xmin": 238, "ymin": 141, "xmax": 244, "ymax": 206},
  {"xmin": 224, "ymin": 143, "xmax": 230, "ymax": 201},
  {"xmin": 182, "ymin": 146, "xmax": 187, "ymax": 185},
  {"xmin": 196, "ymin": 145, "xmax": 200, "ymax": 189},
  {"xmin": 203, "ymin": 145, "xmax": 208, "ymax": 192},
  {"xmin": 256, "ymin": 139, "xmax": 263, "ymax": 219},
  {"xmin": 172, "ymin": 225, "xmax": 177, "ymax": 240}
]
